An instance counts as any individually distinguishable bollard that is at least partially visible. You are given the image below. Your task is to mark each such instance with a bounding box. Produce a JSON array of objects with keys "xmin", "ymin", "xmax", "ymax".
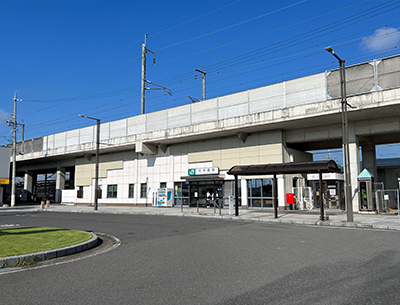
[
  {"xmin": 46, "ymin": 200, "xmax": 50, "ymax": 208},
  {"xmin": 40, "ymin": 200, "xmax": 45, "ymax": 209}
]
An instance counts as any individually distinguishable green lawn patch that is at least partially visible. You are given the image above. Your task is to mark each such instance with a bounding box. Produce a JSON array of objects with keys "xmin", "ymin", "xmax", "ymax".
[{"xmin": 0, "ymin": 227, "xmax": 92, "ymax": 258}]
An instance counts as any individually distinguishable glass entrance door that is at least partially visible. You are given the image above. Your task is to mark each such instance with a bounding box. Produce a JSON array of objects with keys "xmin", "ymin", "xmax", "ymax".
[{"xmin": 189, "ymin": 181, "xmax": 223, "ymax": 207}]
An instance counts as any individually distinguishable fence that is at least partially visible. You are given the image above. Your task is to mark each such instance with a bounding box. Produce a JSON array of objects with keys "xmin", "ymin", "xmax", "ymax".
[
  {"xmin": 293, "ymin": 186, "xmax": 314, "ymax": 210},
  {"xmin": 375, "ymin": 189, "xmax": 399, "ymax": 214}
]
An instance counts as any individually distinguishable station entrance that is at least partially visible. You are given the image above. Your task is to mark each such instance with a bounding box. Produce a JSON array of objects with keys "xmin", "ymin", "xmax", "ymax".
[{"xmin": 174, "ymin": 180, "xmax": 223, "ymax": 207}]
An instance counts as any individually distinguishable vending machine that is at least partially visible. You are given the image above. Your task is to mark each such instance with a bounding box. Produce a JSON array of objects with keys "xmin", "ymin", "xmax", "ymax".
[{"xmin": 157, "ymin": 188, "xmax": 174, "ymax": 207}]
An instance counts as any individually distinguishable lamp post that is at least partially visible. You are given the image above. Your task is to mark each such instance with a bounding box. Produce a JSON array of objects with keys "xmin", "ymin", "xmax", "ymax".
[
  {"xmin": 79, "ymin": 114, "xmax": 100, "ymax": 211},
  {"xmin": 325, "ymin": 46, "xmax": 353, "ymax": 222}
]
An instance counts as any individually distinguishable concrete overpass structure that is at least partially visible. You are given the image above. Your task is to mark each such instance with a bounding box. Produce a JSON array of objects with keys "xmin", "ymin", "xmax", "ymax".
[{"xmin": 7, "ymin": 54, "xmax": 400, "ymax": 211}]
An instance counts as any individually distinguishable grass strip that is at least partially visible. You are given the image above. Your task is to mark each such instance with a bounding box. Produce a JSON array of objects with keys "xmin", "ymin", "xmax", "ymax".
[{"xmin": 0, "ymin": 227, "xmax": 92, "ymax": 258}]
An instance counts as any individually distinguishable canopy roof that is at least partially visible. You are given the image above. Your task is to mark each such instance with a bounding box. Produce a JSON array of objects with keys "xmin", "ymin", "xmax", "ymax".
[{"xmin": 227, "ymin": 160, "xmax": 341, "ymax": 176}]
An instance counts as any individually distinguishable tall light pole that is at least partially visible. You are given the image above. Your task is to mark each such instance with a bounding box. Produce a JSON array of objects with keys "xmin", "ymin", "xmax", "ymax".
[
  {"xmin": 79, "ymin": 114, "xmax": 100, "ymax": 211},
  {"xmin": 325, "ymin": 46, "xmax": 353, "ymax": 222}
]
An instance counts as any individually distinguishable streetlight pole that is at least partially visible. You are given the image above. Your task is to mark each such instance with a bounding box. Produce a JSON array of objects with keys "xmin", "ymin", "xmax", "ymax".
[
  {"xmin": 79, "ymin": 114, "xmax": 100, "ymax": 211},
  {"xmin": 325, "ymin": 46, "xmax": 353, "ymax": 222}
]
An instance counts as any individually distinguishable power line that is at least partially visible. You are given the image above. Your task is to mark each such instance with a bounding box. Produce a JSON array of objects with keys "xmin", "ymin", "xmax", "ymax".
[
  {"xmin": 10, "ymin": 1, "xmax": 400, "ymax": 140},
  {"xmin": 155, "ymin": 0, "xmax": 307, "ymax": 52}
]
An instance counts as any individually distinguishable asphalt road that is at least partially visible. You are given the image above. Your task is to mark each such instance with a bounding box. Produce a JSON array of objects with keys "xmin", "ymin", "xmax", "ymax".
[{"xmin": 1, "ymin": 211, "xmax": 400, "ymax": 305}]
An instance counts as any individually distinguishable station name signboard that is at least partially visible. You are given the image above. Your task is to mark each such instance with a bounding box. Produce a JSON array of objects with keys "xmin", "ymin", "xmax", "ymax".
[{"xmin": 188, "ymin": 167, "xmax": 219, "ymax": 176}]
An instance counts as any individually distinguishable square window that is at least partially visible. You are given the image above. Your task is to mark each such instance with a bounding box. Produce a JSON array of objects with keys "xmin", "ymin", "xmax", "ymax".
[{"xmin": 107, "ymin": 184, "xmax": 117, "ymax": 198}]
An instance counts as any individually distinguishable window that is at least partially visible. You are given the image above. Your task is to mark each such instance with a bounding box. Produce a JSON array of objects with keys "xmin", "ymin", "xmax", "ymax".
[
  {"xmin": 140, "ymin": 183, "xmax": 147, "ymax": 198},
  {"xmin": 247, "ymin": 179, "xmax": 273, "ymax": 208},
  {"xmin": 77, "ymin": 186, "xmax": 83, "ymax": 198},
  {"xmin": 107, "ymin": 184, "xmax": 118, "ymax": 198},
  {"xmin": 128, "ymin": 184, "xmax": 134, "ymax": 198},
  {"xmin": 160, "ymin": 182, "xmax": 166, "ymax": 188},
  {"xmin": 174, "ymin": 182, "xmax": 189, "ymax": 206}
]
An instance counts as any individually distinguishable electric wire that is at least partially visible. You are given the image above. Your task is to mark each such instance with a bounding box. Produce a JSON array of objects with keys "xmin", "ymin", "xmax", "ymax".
[
  {"xmin": 154, "ymin": 0, "xmax": 307, "ymax": 52},
  {"xmin": 155, "ymin": 0, "xmax": 370, "ymax": 67},
  {"xmin": 6, "ymin": 1, "xmax": 400, "ymax": 140},
  {"xmin": 19, "ymin": 0, "xmax": 379, "ymax": 107}
]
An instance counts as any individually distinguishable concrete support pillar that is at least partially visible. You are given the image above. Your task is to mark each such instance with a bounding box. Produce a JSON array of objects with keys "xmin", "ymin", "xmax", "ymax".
[
  {"xmin": 278, "ymin": 176, "xmax": 286, "ymax": 210},
  {"xmin": 241, "ymin": 178, "xmax": 247, "ymax": 208},
  {"xmin": 361, "ymin": 142, "xmax": 377, "ymax": 178},
  {"xmin": 55, "ymin": 167, "xmax": 66, "ymax": 203},
  {"xmin": 348, "ymin": 126, "xmax": 360, "ymax": 213},
  {"xmin": 23, "ymin": 171, "xmax": 33, "ymax": 201}
]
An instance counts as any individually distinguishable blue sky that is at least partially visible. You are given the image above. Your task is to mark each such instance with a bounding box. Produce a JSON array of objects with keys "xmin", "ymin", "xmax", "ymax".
[{"xmin": 1, "ymin": 0, "xmax": 400, "ymax": 162}]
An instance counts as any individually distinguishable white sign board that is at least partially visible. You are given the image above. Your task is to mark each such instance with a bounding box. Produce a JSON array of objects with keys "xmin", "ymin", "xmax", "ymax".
[{"xmin": 188, "ymin": 167, "xmax": 219, "ymax": 176}]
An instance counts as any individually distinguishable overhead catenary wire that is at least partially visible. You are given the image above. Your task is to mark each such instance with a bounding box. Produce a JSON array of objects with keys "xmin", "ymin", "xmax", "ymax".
[
  {"xmin": 8, "ymin": 0, "xmax": 400, "ymax": 141},
  {"xmin": 19, "ymin": 0, "xmax": 377, "ymax": 107},
  {"xmin": 19, "ymin": 41, "xmax": 396, "ymax": 139},
  {"xmin": 16, "ymin": 38, "xmax": 400, "ymax": 137},
  {"xmin": 154, "ymin": 0, "xmax": 308, "ymax": 52}
]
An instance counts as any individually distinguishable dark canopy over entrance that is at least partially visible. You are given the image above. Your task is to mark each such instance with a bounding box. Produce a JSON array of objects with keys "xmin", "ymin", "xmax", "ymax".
[{"xmin": 227, "ymin": 160, "xmax": 341, "ymax": 220}]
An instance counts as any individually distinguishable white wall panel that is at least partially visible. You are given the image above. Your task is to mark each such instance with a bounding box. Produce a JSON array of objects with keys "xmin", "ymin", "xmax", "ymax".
[
  {"xmin": 47, "ymin": 134, "xmax": 55, "ymax": 150},
  {"xmin": 191, "ymin": 98, "xmax": 218, "ymax": 124},
  {"xmin": 110, "ymin": 119, "xmax": 126, "ymax": 139},
  {"xmin": 127, "ymin": 116, "xmax": 146, "ymax": 135},
  {"xmin": 147, "ymin": 110, "xmax": 167, "ymax": 132},
  {"xmin": 219, "ymin": 103, "xmax": 248, "ymax": 120},
  {"xmin": 79, "ymin": 126, "xmax": 94, "ymax": 144},
  {"xmin": 168, "ymin": 105, "xmax": 191, "ymax": 128},
  {"xmin": 249, "ymin": 83, "xmax": 284, "ymax": 113},
  {"xmin": 219, "ymin": 91, "xmax": 248, "ymax": 108},
  {"xmin": 66, "ymin": 129, "xmax": 79, "ymax": 146},
  {"xmin": 54, "ymin": 132, "xmax": 66, "ymax": 149},
  {"xmin": 100, "ymin": 122, "xmax": 110, "ymax": 142},
  {"xmin": 286, "ymin": 73, "xmax": 325, "ymax": 107}
]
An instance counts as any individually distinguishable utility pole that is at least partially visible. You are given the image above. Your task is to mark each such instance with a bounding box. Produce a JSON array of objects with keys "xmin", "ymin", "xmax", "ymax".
[
  {"xmin": 195, "ymin": 66, "xmax": 206, "ymax": 101},
  {"xmin": 10, "ymin": 91, "xmax": 21, "ymax": 207},
  {"xmin": 141, "ymin": 34, "xmax": 155, "ymax": 115}
]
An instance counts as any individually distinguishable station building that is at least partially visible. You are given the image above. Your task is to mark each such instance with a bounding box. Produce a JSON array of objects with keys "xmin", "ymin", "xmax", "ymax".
[{"xmin": 3, "ymin": 54, "xmax": 400, "ymax": 212}]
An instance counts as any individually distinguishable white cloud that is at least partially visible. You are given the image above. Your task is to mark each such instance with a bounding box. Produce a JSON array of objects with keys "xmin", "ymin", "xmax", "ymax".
[
  {"xmin": 362, "ymin": 27, "xmax": 400, "ymax": 52},
  {"xmin": 0, "ymin": 109, "xmax": 11, "ymax": 122}
]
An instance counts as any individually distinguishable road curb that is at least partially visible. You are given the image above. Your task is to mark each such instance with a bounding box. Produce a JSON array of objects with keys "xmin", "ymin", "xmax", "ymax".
[
  {"xmin": 6, "ymin": 206, "xmax": 400, "ymax": 232},
  {"xmin": 0, "ymin": 232, "xmax": 98, "ymax": 268}
]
